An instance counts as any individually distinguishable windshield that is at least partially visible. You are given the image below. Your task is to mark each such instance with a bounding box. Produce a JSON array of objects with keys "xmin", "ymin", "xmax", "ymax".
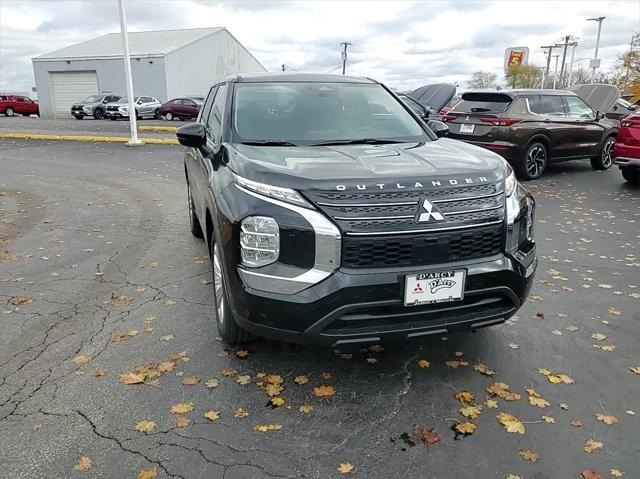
[
  {"xmin": 232, "ymin": 82, "xmax": 427, "ymax": 145},
  {"xmin": 116, "ymin": 97, "xmax": 137, "ymax": 104},
  {"xmin": 82, "ymin": 95, "xmax": 102, "ymax": 103}
]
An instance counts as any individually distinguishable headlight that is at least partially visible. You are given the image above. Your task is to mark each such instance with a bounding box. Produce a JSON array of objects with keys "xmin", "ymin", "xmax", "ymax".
[
  {"xmin": 504, "ymin": 171, "xmax": 520, "ymax": 225},
  {"xmin": 525, "ymin": 196, "xmax": 534, "ymax": 242},
  {"xmin": 234, "ymin": 173, "xmax": 311, "ymax": 208},
  {"xmin": 240, "ymin": 216, "xmax": 279, "ymax": 267}
]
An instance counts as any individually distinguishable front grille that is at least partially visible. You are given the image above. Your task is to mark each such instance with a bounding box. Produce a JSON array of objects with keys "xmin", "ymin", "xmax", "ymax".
[
  {"xmin": 307, "ymin": 182, "xmax": 505, "ymax": 235},
  {"xmin": 342, "ymin": 224, "xmax": 503, "ymax": 268},
  {"xmin": 107, "ymin": 106, "xmax": 119, "ymax": 111}
]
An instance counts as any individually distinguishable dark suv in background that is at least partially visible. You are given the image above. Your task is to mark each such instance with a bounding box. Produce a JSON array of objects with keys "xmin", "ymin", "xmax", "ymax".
[{"xmin": 444, "ymin": 89, "xmax": 618, "ymax": 180}]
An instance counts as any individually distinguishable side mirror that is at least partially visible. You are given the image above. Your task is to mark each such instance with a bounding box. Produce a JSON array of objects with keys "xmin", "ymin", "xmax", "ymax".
[
  {"xmin": 103, "ymin": 99, "xmax": 108, "ymax": 104},
  {"xmin": 427, "ymin": 119, "xmax": 449, "ymax": 138},
  {"xmin": 595, "ymin": 111, "xmax": 605, "ymax": 120},
  {"xmin": 177, "ymin": 123, "xmax": 206, "ymax": 148}
]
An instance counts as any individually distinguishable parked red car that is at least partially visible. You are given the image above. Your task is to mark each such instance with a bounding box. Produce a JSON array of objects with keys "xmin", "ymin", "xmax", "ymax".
[
  {"xmin": 158, "ymin": 98, "xmax": 202, "ymax": 121},
  {"xmin": 0, "ymin": 95, "xmax": 39, "ymax": 116},
  {"xmin": 613, "ymin": 113, "xmax": 640, "ymax": 185}
]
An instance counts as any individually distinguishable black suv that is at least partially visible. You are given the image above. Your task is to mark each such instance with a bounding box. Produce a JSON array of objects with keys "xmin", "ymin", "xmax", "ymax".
[
  {"xmin": 444, "ymin": 90, "xmax": 618, "ymax": 180},
  {"xmin": 179, "ymin": 73, "xmax": 537, "ymax": 346}
]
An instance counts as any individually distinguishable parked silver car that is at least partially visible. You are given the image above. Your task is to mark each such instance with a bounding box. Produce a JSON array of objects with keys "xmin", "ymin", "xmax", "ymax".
[
  {"xmin": 104, "ymin": 96, "xmax": 161, "ymax": 120},
  {"xmin": 71, "ymin": 94, "xmax": 120, "ymax": 120}
]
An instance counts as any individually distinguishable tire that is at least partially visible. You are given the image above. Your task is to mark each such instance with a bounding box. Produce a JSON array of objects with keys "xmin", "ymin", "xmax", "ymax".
[
  {"xmin": 210, "ymin": 236, "xmax": 253, "ymax": 344},
  {"xmin": 621, "ymin": 166, "xmax": 640, "ymax": 185},
  {"xmin": 109, "ymin": 116, "xmax": 117, "ymax": 121},
  {"xmin": 5, "ymin": 107, "xmax": 14, "ymax": 117},
  {"xmin": 516, "ymin": 141, "xmax": 548, "ymax": 180},
  {"xmin": 188, "ymin": 183, "xmax": 203, "ymax": 238},
  {"xmin": 154, "ymin": 109, "xmax": 160, "ymax": 119},
  {"xmin": 165, "ymin": 112, "xmax": 174, "ymax": 121},
  {"xmin": 93, "ymin": 108, "xmax": 104, "ymax": 120},
  {"xmin": 73, "ymin": 114, "xmax": 83, "ymax": 120},
  {"xmin": 590, "ymin": 136, "xmax": 615, "ymax": 170}
]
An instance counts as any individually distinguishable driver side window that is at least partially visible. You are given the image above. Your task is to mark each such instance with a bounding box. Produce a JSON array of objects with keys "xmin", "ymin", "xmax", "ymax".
[{"xmin": 564, "ymin": 96, "xmax": 595, "ymax": 119}]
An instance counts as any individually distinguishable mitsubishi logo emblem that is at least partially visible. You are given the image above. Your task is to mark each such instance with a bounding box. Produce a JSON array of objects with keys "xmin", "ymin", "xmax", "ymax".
[{"xmin": 417, "ymin": 198, "xmax": 445, "ymax": 223}]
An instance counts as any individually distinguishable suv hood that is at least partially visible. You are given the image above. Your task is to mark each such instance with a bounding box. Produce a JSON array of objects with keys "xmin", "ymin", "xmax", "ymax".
[
  {"xmin": 227, "ymin": 139, "xmax": 510, "ymax": 190},
  {"xmin": 410, "ymin": 84, "xmax": 457, "ymax": 112},
  {"xmin": 570, "ymin": 84, "xmax": 620, "ymax": 113}
]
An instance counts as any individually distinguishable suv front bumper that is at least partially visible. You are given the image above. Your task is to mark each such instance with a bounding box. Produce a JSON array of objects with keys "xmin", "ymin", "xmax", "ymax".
[{"xmin": 226, "ymin": 250, "xmax": 536, "ymax": 346}]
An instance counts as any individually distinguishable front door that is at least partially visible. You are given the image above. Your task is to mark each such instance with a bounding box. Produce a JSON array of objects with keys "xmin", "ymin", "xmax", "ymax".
[{"xmin": 562, "ymin": 95, "xmax": 604, "ymax": 158}]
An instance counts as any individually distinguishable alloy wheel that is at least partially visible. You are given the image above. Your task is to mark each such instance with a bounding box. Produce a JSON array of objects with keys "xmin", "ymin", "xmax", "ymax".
[
  {"xmin": 166, "ymin": 112, "xmax": 173, "ymax": 121},
  {"xmin": 602, "ymin": 138, "xmax": 614, "ymax": 168},
  {"xmin": 526, "ymin": 145, "xmax": 546, "ymax": 178},
  {"xmin": 213, "ymin": 243, "xmax": 225, "ymax": 325}
]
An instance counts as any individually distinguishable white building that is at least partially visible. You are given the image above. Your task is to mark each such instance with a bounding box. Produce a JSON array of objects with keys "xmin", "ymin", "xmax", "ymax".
[{"xmin": 32, "ymin": 27, "xmax": 266, "ymax": 118}]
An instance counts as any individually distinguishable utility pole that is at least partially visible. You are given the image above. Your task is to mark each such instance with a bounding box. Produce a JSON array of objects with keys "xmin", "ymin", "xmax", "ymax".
[
  {"xmin": 117, "ymin": 0, "xmax": 141, "ymax": 146},
  {"xmin": 567, "ymin": 41, "xmax": 578, "ymax": 86},
  {"xmin": 340, "ymin": 41, "xmax": 352, "ymax": 75},
  {"xmin": 282, "ymin": 64, "xmax": 285, "ymax": 72},
  {"xmin": 552, "ymin": 54, "xmax": 560, "ymax": 89},
  {"xmin": 587, "ymin": 16, "xmax": 605, "ymax": 83},
  {"xmin": 558, "ymin": 36, "xmax": 570, "ymax": 87},
  {"xmin": 541, "ymin": 45, "xmax": 555, "ymax": 88}
]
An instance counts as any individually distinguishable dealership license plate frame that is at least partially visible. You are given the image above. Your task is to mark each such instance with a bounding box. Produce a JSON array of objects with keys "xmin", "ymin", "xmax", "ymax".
[
  {"xmin": 403, "ymin": 270, "xmax": 466, "ymax": 307},
  {"xmin": 460, "ymin": 123, "xmax": 475, "ymax": 134}
]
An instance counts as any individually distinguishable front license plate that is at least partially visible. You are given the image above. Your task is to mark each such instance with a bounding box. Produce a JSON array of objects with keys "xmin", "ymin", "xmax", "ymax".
[
  {"xmin": 404, "ymin": 270, "xmax": 466, "ymax": 306},
  {"xmin": 460, "ymin": 123, "xmax": 475, "ymax": 133}
]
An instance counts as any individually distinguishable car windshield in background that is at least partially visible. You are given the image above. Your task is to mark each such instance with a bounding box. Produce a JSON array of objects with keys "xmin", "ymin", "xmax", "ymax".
[
  {"xmin": 453, "ymin": 93, "xmax": 513, "ymax": 114},
  {"xmin": 232, "ymin": 82, "xmax": 428, "ymax": 145},
  {"xmin": 82, "ymin": 95, "xmax": 102, "ymax": 103}
]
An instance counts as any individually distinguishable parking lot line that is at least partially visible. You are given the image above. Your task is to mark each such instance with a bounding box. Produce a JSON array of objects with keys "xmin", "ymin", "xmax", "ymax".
[{"xmin": 0, "ymin": 132, "xmax": 178, "ymax": 144}]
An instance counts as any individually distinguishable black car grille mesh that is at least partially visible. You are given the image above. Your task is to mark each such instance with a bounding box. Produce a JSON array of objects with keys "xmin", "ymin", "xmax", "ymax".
[{"xmin": 342, "ymin": 224, "xmax": 503, "ymax": 268}]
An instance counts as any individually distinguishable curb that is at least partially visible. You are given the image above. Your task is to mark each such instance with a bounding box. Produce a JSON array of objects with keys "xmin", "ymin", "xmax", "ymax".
[
  {"xmin": 0, "ymin": 133, "xmax": 178, "ymax": 145},
  {"xmin": 138, "ymin": 125, "xmax": 178, "ymax": 132}
]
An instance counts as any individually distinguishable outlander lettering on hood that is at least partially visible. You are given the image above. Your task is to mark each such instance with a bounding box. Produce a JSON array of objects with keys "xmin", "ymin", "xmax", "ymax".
[{"xmin": 180, "ymin": 72, "xmax": 537, "ymax": 347}]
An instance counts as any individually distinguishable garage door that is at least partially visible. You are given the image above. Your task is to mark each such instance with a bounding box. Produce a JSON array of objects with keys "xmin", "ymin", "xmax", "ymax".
[{"xmin": 50, "ymin": 71, "xmax": 99, "ymax": 117}]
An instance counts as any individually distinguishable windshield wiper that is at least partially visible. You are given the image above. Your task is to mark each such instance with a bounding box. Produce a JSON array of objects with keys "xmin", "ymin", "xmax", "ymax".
[
  {"xmin": 310, "ymin": 138, "xmax": 404, "ymax": 146},
  {"xmin": 240, "ymin": 140, "xmax": 299, "ymax": 146}
]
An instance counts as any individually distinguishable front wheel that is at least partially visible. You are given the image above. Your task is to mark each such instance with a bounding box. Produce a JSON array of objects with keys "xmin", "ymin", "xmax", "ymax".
[
  {"xmin": 517, "ymin": 142, "xmax": 548, "ymax": 180},
  {"xmin": 621, "ymin": 166, "xmax": 639, "ymax": 185},
  {"xmin": 591, "ymin": 136, "xmax": 615, "ymax": 170},
  {"xmin": 5, "ymin": 107, "xmax": 14, "ymax": 117},
  {"xmin": 73, "ymin": 114, "xmax": 83, "ymax": 120},
  {"xmin": 165, "ymin": 112, "xmax": 174, "ymax": 121},
  {"xmin": 93, "ymin": 108, "xmax": 104, "ymax": 120},
  {"xmin": 211, "ymin": 239, "xmax": 253, "ymax": 344}
]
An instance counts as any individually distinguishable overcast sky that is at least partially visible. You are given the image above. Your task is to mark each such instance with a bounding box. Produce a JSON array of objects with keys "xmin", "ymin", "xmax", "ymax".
[{"xmin": 1, "ymin": 0, "xmax": 638, "ymax": 93}]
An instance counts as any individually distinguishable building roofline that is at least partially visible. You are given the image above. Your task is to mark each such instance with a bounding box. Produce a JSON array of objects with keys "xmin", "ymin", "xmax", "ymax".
[
  {"xmin": 220, "ymin": 29, "xmax": 267, "ymax": 71},
  {"xmin": 32, "ymin": 53, "xmax": 165, "ymax": 62}
]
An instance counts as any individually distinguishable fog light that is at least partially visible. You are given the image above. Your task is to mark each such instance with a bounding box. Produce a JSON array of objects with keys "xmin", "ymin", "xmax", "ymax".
[{"xmin": 240, "ymin": 216, "xmax": 279, "ymax": 267}]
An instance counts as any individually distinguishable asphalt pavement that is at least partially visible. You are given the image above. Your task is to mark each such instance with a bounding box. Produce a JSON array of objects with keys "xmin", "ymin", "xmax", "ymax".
[{"xmin": 0, "ymin": 139, "xmax": 638, "ymax": 479}]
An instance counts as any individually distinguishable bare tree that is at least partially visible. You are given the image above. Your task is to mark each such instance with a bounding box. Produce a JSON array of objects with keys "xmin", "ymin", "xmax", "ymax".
[
  {"xmin": 571, "ymin": 67, "xmax": 591, "ymax": 85},
  {"xmin": 468, "ymin": 71, "xmax": 498, "ymax": 89}
]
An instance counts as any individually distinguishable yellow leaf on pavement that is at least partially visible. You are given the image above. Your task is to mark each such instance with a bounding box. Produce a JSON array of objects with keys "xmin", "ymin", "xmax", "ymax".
[
  {"xmin": 74, "ymin": 456, "xmax": 92, "ymax": 471},
  {"xmin": 527, "ymin": 388, "xmax": 550, "ymax": 408},
  {"xmin": 455, "ymin": 422, "xmax": 476, "ymax": 435},
  {"xmin": 446, "ymin": 360, "xmax": 469, "ymax": 368},
  {"xmin": 204, "ymin": 410, "xmax": 220, "ymax": 422},
  {"xmin": 417, "ymin": 359, "xmax": 430, "ymax": 368},
  {"xmin": 293, "ymin": 375, "xmax": 309, "ymax": 385},
  {"xmin": 519, "ymin": 449, "xmax": 539, "ymax": 462},
  {"xmin": 337, "ymin": 463, "xmax": 355, "ymax": 474},
  {"xmin": 596, "ymin": 413, "xmax": 618, "ymax": 425},
  {"xmin": 253, "ymin": 423, "xmax": 282, "ymax": 432},
  {"xmin": 610, "ymin": 469, "xmax": 624, "ymax": 477},
  {"xmin": 542, "ymin": 415, "xmax": 555, "ymax": 423},
  {"xmin": 135, "ymin": 420, "xmax": 156, "ymax": 433},
  {"xmin": 299, "ymin": 404, "xmax": 314, "ymax": 414},
  {"xmin": 236, "ymin": 375, "xmax": 251, "ymax": 385},
  {"xmin": 72, "ymin": 355, "xmax": 92, "ymax": 365},
  {"xmin": 182, "ymin": 375, "xmax": 200, "ymax": 385},
  {"xmin": 119, "ymin": 372, "xmax": 146, "ymax": 384},
  {"xmin": 473, "ymin": 363, "xmax": 496, "ymax": 376},
  {"xmin": 313, "ymin": 385, "xmax": 336, "ymax": 398},
  {"xmin": 497, "ymin": 412, "xmax": 525, "ymax": 434},
  {"xmin": 234, "ymin": 407, "xmax": 248, "ymax": 418},
  {"xmin": 170, "ymin": 402, "xmax": 194, "ymax": 414},
  {"xmin": 137, "ymin": 468, "xmax": 157, "ymax": 479},
  {"xmin": 175, "ymin": 415, "xmax": 190, "ymax": 428},
  {"xmin": 235, "ymin": 350, "xmax": 250, "ymax": 358},
  {"xmin": 454, "ymin": 391, "xmax": 474, "ymax": 403},
  {"xmin": 584, "ymin": 438, "xmax": 604, "ymax": 453},
  {"xmin": 485, "ymin": 399, "xmax": 498, "ymax": 409},
  {"xmin": 271, "ymin": 397, "xmax": 285, "ymax": 407},
  {"xmin": 460, "ymin": 405, "xmax": 482, "ymax": 419}
]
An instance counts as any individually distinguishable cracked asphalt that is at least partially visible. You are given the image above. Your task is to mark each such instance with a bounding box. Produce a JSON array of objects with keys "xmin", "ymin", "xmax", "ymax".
[{"xmin": 0, "ymin": 139, "xmax": 638, "ymax": 479}]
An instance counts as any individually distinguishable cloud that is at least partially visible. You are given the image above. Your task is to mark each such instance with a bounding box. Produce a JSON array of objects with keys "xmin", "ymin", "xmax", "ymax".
[{"xmin": 0, "ymin": 0, "xmax": 636, "ymax": 93}]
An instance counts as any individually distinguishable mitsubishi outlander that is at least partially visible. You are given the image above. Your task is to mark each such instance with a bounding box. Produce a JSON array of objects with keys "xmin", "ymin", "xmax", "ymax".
[{"xmin": 178, "ymin": 73, "xmax": 537, "ymax": 346}]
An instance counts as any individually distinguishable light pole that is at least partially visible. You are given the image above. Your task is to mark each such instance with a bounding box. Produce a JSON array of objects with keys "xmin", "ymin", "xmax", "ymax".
[
  {"xmin": 587, "ymin": 16, "xmax": 605, "ymax": 84},
  {"xmin": 118, "ymin": 0, "xmax": 142, "ymax": 146}
]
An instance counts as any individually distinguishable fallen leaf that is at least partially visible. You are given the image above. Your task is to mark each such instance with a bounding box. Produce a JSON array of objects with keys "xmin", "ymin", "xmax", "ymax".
[
  {"xmin": 299, "ymin": 404, "xmax": 314, "ymax": 414},
  {"xmin": 271, "ymin": 397, "xmax": 285, "ymax": 407},
  {"xmin": 221, "ymin": 367, "xmax": 238, "ymax": 378},
  {"xmin": 460, "ymin": 405, "xmax": 482, "ymax": 419},
  {"xmin": 337, "ymin": 463, "xmax": 355, "ymax": 474},
  {"xmin": 497, "ymin": 412, "xmax": 525, "ymax": 434},
  {"xmin": 205, "ymin": 378, "xmax": 219, "ymax": 388},
  {"xmin": 159, "ymin": 334, "xmax": 174, "ymax": 341},
  {"xmin": 608, "ymin": 307, "xmax": 621, "ymax": 316},
  {"xmin": 519, "ymin": 448, "xmax": 539, "ymax": 462},
  {"xmin": 527, "ymin": 388, "xmax": 550, "ymax": 408},
  {"xmin": 10, "ymin": 296, "xmax": 32, "ymax": 305},
  {"xmin": 135, "ymin": 420, "xmax": 156, "ymax": 433},
  {"xmin": 454, "ymin": 421, "xmax": 476, "ymax": 435},
  {"xmin": 175, "ymin": 415, "xmax": 190, "ymax": 428},
  {"xmin": 508, "ymin": 342, "xmax": 520, "ymax": 349},
  {"xmin": 182, "ymin": 375, "xmax": 200, "ymax": 385},
  {"xmin": 535, "ymin": 312, "xmax": 545, "ymax": 320},
  {"xmin": 157, "ymin": 361, "xmax": 175, "ymax": 373},
  {"xmin": 137, "ymin": 468, "xmax": 157, "ymax": 479},
  {"xmin": 580, "ymin": 471, "xmax": 604, "ymax": 479},
  {"xmin": 542, "ymin": 415, "xmax": 555, "ymax": 424},
  {"xmin": 408, "ymin": 424, "xmax": 441, "ymax": 445},
  {"xmin": 560, "ymin": 403, "xmax": 569, "ymax": 410},
  {"xmin": 313, "ymin": 385, "xmax": 336, "ymax": 398},
  {"xmin": 485, "ymin": 399, "xmax": 498, "ymax": 409},
  {"xmin": 119, "ymin": 372, "xmax": 146, "ymax": 384},
  {"xmin": 417, "ymin": 359, "xmax": 430, "ymax": 369},
  {"xmin": 610, "ymin": 469, "xmax": 624, "ymax": 477},
  {"xmin": 204, "ymin": 410, "xmax": 220, "ymax": 421},
  {"xmin": 235, "ymin": 350, "xmax": 249, "ymax": 359},
  {"xmin": 629, "ymin": 366, "xmax": 640, "ymax": 375},
  {"xmin": 320, "ymin": 372, "xmax": 332, "ymax": 380},
  {"xmin": 234, "ymin": 407, "xmax": 248, "ymax": 418},
  {"xmin": 584, "ymin": 438, "xmax": 604, "ymax": 453},
  {"xmin": 596, "ymin": 412, "xmax": 618, "ymax": 425},
  {"xmin": 74, "ymin": 456, "xmax": 92, "ymax": 471},
  {"xmin": 253, "ymin": 423, "xmax": 282, "ymax": 432},
  {"xmin": 505, "ymin": 475, "xmax": 521, "ymax": 479},
  {"xmin": 592, "ymin": 333, "xmax": 607, "ymax": 341},
  {"xmin": 72, "ymin": 355, "xmax": 92, "ymax": 365},
  {"xmin": 170, "ymin": 402, "xmax": 194, "ymax": 414},
  {"xmin": 94, "ymin": 368, "xmax": 108, "ymax": 377},
  {"xmin": 446, "ymin": 360, "xmax": 469, "ymax": 368},
  {"xmin": 365, "ymin": 357, "xmax": 378, "ymax": 364},
  {"xmin": 293, "ymin": 375, "xmax": 309, "ymax": 385},
  {"xmin": 570, "ymin": 419, "xmax": 583, "ymax": 427},
  {"xmin": 473, "ymin": 363, "xmax": 496, "ymax": 376},
  {"xmin": 236, "ymin": 375, "xmax": 251, "ymax": 385},
  {"xmin": 265, "ymin": 383, "xmax": 283, "ymax": 396},
  {"xmin": 487, "ymin": 382, "xmax": 521, "ymax": 401},
  {"xmin": 454, "ymin": 391, "xmax": 474, "ymax": 403},
  {"xmin": 368, "ymin": 344, "xmax": 384, "ymax": 353}
]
